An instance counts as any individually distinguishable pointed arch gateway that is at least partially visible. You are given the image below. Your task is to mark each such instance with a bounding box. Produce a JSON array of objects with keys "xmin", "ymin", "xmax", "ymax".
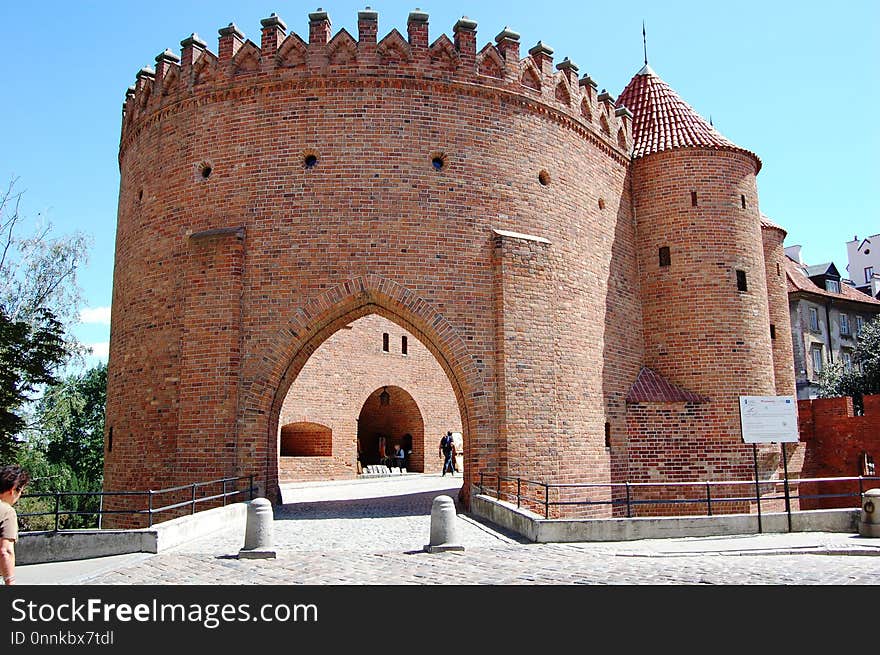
[{"xmin": 245, "ymin": 275, "xmax": 490, "ymax": 502}]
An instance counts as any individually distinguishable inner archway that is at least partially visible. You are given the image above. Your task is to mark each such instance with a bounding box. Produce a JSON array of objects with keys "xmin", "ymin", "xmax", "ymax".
[
  {"xmin": 357, "ymin": 386, "xmax": 425, "ymax": 471},
  {"xmin": 277, "ymin": 313, "xmax": 462, "ymax": 483}
]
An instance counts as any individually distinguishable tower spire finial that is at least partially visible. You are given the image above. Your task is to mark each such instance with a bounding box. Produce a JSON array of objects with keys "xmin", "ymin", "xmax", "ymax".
[{"xmin": 642, "ymin": 20, "xmax": 648, "ymax": 66}]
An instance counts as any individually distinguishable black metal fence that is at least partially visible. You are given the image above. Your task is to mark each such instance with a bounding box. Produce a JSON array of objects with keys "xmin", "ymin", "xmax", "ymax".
[
  {"xmin": 17, "ymin": 475, "xmax": 255, "ymax": 531},
  {"xmin": 477, "ymin": 472, "xmax": 879, "ymax": 521}
]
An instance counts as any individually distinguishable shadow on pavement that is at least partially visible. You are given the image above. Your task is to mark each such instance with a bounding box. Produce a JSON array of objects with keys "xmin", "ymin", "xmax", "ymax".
[{"xmin": 274, "ymin": 488, "xmax": 463, "ymax": 520}]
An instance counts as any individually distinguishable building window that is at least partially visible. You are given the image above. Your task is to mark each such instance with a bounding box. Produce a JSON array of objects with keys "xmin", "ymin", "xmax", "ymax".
[
  {"xmin": 866, "ymin": 266, "xmax": 874, "ymax": 284},
  {"xmin": 604, "ymin": 422, "xmax": 611, "ymax": 449},
  {"xmin": 659, "ymin": 246, "xmax": 671, "ymax": 267},
  {"xmin": 808, "ymin": 307, "xmax": 819, "ymax": 332},
  {"xmin": 840, "ymin": 313, "xmax": 850, "ymax": 336},
  {"xmin": 825, "ymin": 279, "xmax": 840, "ymax": 293},
  {"xmin": 401, "ymin": 335, "xmax": 408, "ymax": 355},
  {"xmin": 382, "ymin": 332, "xmax": 389, "ymax": 352},
  {"xmin": 811, "ymin": 347, "xmax": 823, "ymax": 376},
  {"xmin": 842, "ymin": 350, "xmax": 853, "ymax": 372},
  {"xmin": 770, "ymin": 324, "xmax": 776, "ymax": 340},
  {"xmin": 857, "ymin": 315, "xmax": 864, "ymax": 335},
  {"xmin": 736, "ymin": 269, "xmax": 747, "ymax": 292}
]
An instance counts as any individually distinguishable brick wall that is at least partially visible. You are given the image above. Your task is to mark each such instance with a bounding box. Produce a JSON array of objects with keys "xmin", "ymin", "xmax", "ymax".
[{"xmin": 798, "ymin": 394, "xmax": 880, "ymax": 508}]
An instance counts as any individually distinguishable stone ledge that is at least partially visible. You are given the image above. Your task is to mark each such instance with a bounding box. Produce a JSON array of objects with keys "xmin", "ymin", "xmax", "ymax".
[{"xmin": 18, "ymin": 502, "xmax": 247, "ymax": 565}]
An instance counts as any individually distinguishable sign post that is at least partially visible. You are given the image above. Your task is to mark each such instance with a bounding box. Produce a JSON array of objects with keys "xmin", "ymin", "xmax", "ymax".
[{"xmin": 739, "ymin": 396, "xmax": 799, "ymax": 534}]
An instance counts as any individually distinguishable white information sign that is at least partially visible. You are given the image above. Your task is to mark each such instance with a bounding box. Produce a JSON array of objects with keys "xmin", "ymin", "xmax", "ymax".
[{"xmin": 739, "ymin": 396, "xmax": 799, "ymax": 444}]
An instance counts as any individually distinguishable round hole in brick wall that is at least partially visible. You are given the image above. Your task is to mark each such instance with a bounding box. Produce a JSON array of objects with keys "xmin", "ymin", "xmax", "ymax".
[
  {"xmin": 198, "ymin": 162, "xmax": 212, "ymax": 179},
  {"xmin": 304, "ymin": 153, "xmax": 318, "ymax": 169},
  {"xmin": 430, "ymin": 152, "xmax": 446, "ymax": 171},
  {"xmin": 538, "ymin": 170, "xmax": 551, "ymax": 186},
  {"xmin": 598, "ymin": 198, "xmax": 605, "ymax": 210}
]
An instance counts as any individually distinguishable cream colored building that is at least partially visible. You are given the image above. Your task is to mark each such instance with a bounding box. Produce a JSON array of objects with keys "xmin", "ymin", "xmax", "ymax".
[{"xmin": 785, "ymin": 252, "xmax": 880, "ymax": 398}]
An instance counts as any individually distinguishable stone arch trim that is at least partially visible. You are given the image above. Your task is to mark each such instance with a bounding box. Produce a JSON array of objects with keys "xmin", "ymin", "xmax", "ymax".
[{"xmin": 243, "ymin": 274, "xmax": 489, "ymax": 488}]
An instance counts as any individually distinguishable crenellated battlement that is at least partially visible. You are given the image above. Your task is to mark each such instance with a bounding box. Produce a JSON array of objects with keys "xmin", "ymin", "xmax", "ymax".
[{"xmin": 120, "ymin": 9, "xmax": 631, "ymax": 155}]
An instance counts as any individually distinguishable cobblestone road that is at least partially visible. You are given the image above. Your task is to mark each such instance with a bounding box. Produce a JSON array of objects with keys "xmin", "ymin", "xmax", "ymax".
[{"xmin": 71, "ymin": 475, "xmax": 880, "ymax": 585}]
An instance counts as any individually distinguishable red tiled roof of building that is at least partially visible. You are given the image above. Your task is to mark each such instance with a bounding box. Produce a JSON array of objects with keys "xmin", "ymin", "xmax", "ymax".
[
  {"xmin": 616, "ymin": 64, "xmax": 761, "ymax": 172},
  {"xmin": 626, "ymin": 367, "xmax": 709, "ymax": 404},
  {"xmin": 785, "ymin": 256, "xmax": 880, "ymax": 305}
]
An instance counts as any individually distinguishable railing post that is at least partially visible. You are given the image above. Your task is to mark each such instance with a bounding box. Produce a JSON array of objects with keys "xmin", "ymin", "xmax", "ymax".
[
  {"xmin": 249, "ymin": 475, "xmax": 254, "ymax": 500},
  {"xmin": 148, "ymin": 491, "xmax": 154, "ymax": 528},
  {"xmin": 191, "ymin": 483, "xmax": 197, "ymax": 514},
  {"xmin": 222, "ymin": 478, "xmax": 227, "ymax": 506},
  {"xmin": 496, "ymin": 475, "xmax": 501, "ymax": 501},
  {"xmin": 706, "ymin": 482, "xmax": 712, "ymax": 516},
  {"xmin": 54, "ymin": 492, "xmax": 60, "ymax": 532},
  {"xmin": 544, "ymin": 483, "xmax": 549, "ymax": 519},
  {"xmin": 517, "ymin": 478, "xmax": 521, "ymax": 509},
  {"xmin": 625, "ymin": 482, "xmax": 631, "ymax": 518},
  {"xmin": 479, "ymin": 471, "xmax": 484, "ymax": 494},
  {"xmin": 859, "ymin": 475, "xmax": 864, "ymax": 500}
]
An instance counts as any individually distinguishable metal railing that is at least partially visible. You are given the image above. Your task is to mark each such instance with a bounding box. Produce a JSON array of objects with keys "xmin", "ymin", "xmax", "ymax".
[
  {"xmin": 17, "ymin": 475, "xmax": 255, "ymax": 531},
  {"xmin": 477, "ymin": 472, "xmax": 879, "ymax": 524}
]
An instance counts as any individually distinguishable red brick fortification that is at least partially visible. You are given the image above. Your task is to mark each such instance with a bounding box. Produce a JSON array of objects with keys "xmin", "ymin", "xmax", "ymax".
[
  {"xmin": 103, "ymin": 9, "xmax": 794, "ymax": 525},
  {"xmin": 103, "ymin": 10, "xmax": 638, "ymax": 525},
  {"xmin": 799, "ymin": 395, "xmax": 880, "ymax": 509}
]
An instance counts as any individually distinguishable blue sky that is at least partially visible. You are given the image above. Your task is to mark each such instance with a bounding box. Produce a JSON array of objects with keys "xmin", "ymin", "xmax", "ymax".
[{"xmin": 2, "ymin": 1, "xmax": 878, "ymax": 371}]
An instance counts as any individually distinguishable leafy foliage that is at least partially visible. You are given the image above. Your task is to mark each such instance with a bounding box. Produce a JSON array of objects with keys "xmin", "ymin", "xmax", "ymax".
[
  {"xmin": 13, "ymin": 364, "xmax": 107, "ymax": 530},
  {"xmin": 34, "ymin": 363, "xmax": 107, "ymax": 483},
  {"xmin": 0, "ymin": 178, "xmax": 91, "ymax": 331},
  {"xmin": 13, "ymin": 446, "xmax": 102, "ymax": 531},
  {"xmin": 0, "ymin": 307, "xmax": 68, "ymax": 457},
  {"xmin": 0, "ymin": 178, "xmax": 102, "ymax": 528}
]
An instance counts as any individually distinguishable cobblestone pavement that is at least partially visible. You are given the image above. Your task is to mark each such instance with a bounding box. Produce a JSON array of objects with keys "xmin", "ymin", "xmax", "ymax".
[{"xmin": 58, "ymin": 475, "xmax": 880, "ymax": 585}]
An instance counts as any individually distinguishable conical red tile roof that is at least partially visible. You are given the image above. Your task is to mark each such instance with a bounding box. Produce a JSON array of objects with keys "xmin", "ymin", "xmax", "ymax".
[{"xmin": 616, "ymin": 64, "xmax": 761, "ymax": 172}]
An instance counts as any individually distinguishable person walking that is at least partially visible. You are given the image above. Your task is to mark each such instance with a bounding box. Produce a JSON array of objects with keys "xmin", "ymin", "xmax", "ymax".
[
  {"xmin": 0, "ymin": 465, "xmax": 29, "ymax": 586},
  {"xmin": 439, "ymin": 431, "xmax": 456, "ymax": 476},
  {"xmin": 393, "ymin": 444, "xmax": 406, "ymax": 470}
]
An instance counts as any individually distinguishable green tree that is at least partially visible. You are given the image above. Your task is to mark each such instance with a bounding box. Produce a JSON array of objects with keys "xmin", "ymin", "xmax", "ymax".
[
  {"xmin": 34, "ymin": 363, "xmax": 107, "ymax": 483},
  {"xmin": 13, "ymin": 445, "xmax": 101, "ymax": 531},
  {"xmin": 0, "ymin": 177, "xmax": 92, "ymax": 455},
  {"xmin": 0, "ymin": 306, "xmax": 68, "ymax": 458},
  {"xmin": 0, "ymin": 178, "xmax": 91, "ymax": 333}
]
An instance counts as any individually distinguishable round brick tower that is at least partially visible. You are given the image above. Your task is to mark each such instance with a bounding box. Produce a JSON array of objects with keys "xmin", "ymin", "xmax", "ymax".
[
  {"xmin": 104, "ymin": 9, "xmax": 640, "ymax": 524},
  {"xmin": 761, "ymin": 217, "xmax": 796, "ymax": 397},
  {"xmin": 618, "ymin": 64, "xmax": 778, "ymax": 484}
]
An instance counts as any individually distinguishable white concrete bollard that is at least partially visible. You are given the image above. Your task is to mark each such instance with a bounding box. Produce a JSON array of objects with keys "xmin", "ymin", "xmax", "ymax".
[
  {"xmin": 859, "ymin": 488, "xmax": 880, "ymax": 538},
  {"xmin": 238, "ymin": 497, "xmax": 277, "ymax": 559},
  {"xmin": 424, "ymin": 495, "xmax": 465, "ymax": 553}
]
